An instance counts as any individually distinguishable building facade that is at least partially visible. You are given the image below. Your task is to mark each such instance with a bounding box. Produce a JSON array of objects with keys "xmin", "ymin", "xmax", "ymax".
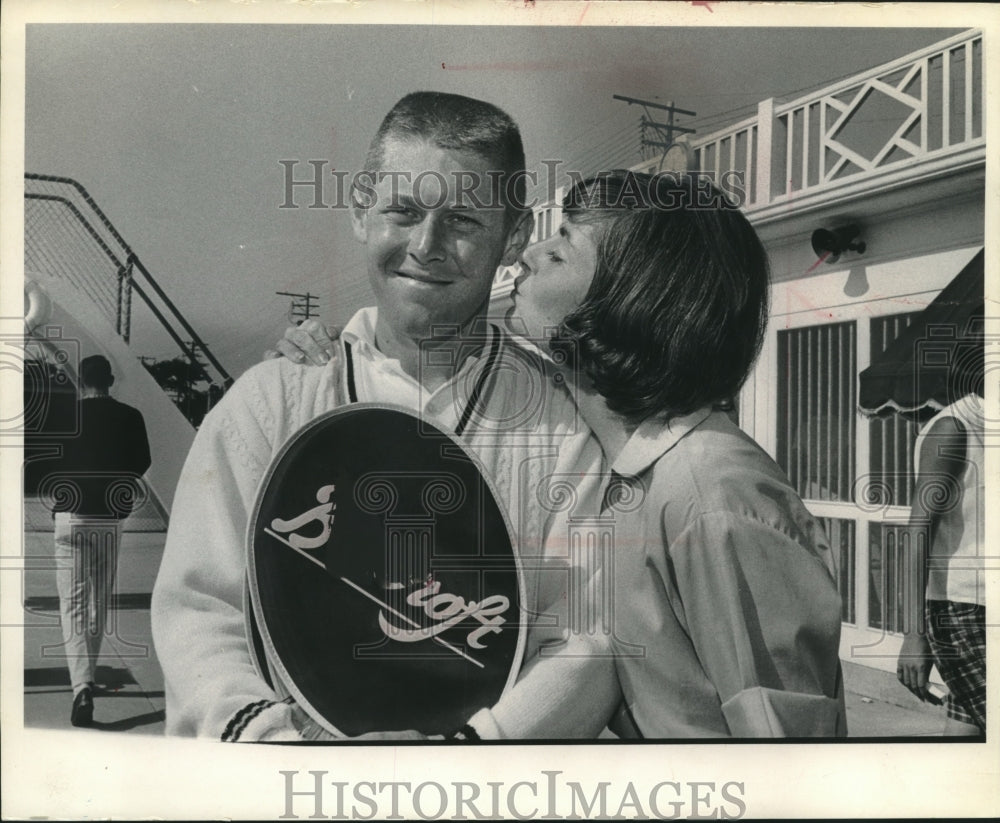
[{"xmin": 490, "ymin": 28, "xmax": 986, "ymax": 677}]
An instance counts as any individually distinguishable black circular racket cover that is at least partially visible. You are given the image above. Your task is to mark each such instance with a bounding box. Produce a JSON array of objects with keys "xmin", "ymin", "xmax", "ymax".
[{"xmin": 247, "ymin": 404, "xmax": 525, "ymax": 737}]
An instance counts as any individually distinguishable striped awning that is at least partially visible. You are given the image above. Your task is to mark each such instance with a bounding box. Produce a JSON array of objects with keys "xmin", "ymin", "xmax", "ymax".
[{"xmin": 858, "ymin": 249, "xmax": 984, "ymax": 419}]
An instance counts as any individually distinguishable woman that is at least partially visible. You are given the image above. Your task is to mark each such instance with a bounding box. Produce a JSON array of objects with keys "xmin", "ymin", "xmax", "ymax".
[
  {"xmin": 272, "ymin": 170, "xmax": 846, "ymax": 738},
  {"xmin": 502, "ymin": 170, "xmax": 845, "ymax": 737}
]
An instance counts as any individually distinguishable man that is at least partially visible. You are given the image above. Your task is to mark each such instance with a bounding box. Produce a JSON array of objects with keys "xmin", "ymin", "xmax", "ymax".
[
  {"xmin": 49, "ymin": 354, "xmax": 151, "ymax": 726},
  {"xmin": 150, "ymin": 92, "xmax": 609, "ymax": 741}
]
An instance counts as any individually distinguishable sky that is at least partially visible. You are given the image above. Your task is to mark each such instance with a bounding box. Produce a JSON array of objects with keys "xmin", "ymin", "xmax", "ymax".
[{"xmin": 23, "ymin": 19, "xmax": 962, "ymax": 378}]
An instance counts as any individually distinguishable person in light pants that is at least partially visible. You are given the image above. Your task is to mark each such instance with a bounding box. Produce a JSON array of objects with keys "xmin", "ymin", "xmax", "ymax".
[
  {"xmin": 48, "ymin": 354, "xmax": 151, "ymax": 726},
  {"xmin": 54, "ymin": 518, "xmax": 121, "ymax": 695}
]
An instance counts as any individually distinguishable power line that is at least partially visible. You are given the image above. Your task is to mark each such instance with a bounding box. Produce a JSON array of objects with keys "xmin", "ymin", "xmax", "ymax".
[
  {"xmin": 548, "ymin": 108, "xmax": 628, "ymax": 158},
  {"xmin": 613, "ymin": 95, "xmax": 697, "ymax": 157},
  {"xmin": 566, "ymin": 123, "xmax": 643, "ymax": 175},
  {"xmin": 566, "ymin": 118, "xmax": 639, "ymax": 160},
  {"xmin": 580, "ymin": 129, "xmax": 643, "ymax": 165}
]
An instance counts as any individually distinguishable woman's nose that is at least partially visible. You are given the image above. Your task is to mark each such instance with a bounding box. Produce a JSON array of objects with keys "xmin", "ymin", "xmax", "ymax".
[{"xmin": 518, "ymin": 244, "xmax": 537, "ymax": 275}]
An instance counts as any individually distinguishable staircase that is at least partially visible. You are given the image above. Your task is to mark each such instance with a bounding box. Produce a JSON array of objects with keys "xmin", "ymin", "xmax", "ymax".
[{"xmin": 23, "ymin": 173, "xmax": 233, "ymax": 519}]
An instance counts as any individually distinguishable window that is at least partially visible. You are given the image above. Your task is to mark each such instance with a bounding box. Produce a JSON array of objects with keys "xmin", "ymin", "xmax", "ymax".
[
  {"xmin": 820, "ymin": 517, "xmax": 857, "ymax": 623},
  {"xmin": 776, "ymin": 321, "xmax": 856, "ymax": 502},
  {"xmin": 776, "ymin": 320, "xmax": 857, "ymax": 617},
  {"xmin": 775, "ymin": 312, "xmax": 928, "ymax": 633}
]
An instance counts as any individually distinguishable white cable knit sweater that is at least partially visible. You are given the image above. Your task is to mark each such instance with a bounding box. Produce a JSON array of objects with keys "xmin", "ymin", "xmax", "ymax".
[{"xmin": 151, "ymin": 309, "xmax": 611, "ymax": 740}]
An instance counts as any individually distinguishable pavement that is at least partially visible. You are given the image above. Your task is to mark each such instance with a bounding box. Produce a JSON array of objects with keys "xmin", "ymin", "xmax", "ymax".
[
  {"xmin": 21, "ymin": 527, "xmax": 166, "ymax": 735},
  {"xmin": 19, "ymin": 525, "xmax": 948, "ymax": 739},
  {"xmin": 843, "ymin": 680, "xmax": 945, "ymax": 737}
]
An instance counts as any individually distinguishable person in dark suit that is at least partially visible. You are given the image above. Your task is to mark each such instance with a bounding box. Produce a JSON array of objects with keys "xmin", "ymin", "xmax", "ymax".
[{"xmin": 49, "ymin": 354, "xmax": 151, "ymax": 726}]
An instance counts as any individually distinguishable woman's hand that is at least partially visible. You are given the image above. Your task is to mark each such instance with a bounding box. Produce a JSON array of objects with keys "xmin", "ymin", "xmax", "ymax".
[{"xmin": 264, "ymin": 319, "xmax": 340, "ymax": 365}]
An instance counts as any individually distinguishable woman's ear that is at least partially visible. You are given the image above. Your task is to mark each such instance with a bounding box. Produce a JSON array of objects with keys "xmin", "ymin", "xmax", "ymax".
[{"xmin": 499, "ymin": 213, "xmax": 533, "ymax": 268}]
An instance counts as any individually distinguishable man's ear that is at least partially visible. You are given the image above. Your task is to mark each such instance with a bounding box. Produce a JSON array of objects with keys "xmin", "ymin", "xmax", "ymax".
[
  {"xmin": 350, "ymin": 199, "xmax": 368, "ymax": 244},
  {"xmin": 499, "ymin": 212, "xmax": 533, "ymax": 268}
]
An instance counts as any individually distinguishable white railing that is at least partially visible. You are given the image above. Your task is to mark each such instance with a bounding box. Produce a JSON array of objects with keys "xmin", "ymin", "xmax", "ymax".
[
  {"xmin": 690, "ymin": 28, "xmax": 984, "ymax": 212},
  {"xmin": 691, "ymin": 113, "xmax": 760, "ymax": 207},
  {"xmin": 492, "ymin": 30, "xmax": 984, "ymax": 298}
]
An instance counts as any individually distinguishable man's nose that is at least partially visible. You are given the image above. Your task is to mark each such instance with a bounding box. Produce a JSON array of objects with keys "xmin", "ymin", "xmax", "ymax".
[{"xmin": 408, "ymin": 217, "xmax": 446, "ymax": 263}]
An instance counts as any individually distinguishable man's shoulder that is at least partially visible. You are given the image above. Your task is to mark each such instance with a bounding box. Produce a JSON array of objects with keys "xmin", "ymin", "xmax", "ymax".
[
  {"xmin": 486, "ymin": 329, "xmax": 582, "ymax": 434},
  {"xmin": 233, "ymin": 356, "xmax": 339, "ymax": 395},
  {"xmin": 237, "ymin": 357, "xmax": 299, "ymax": 388},
  {"xmin": 922, "ymin": 414, "xmax": 966, "ymax": 438},
  {"xmin": 494, "ymin": 328, "xmax": 570, "ymax": 393},
  {"xmin": 208, "ymin": 356, "xmax": 344, "ymax": 436},
  {"xmin": 100, "ymin": 397, "xmax": 146, "ymax": 423},
  {"xmin": 497, "ymin": 327, "xmax": 552, "ymax": 365}
]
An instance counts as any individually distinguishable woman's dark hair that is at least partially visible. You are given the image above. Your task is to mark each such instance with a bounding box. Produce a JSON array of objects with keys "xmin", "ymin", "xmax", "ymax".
[{"xmin": 554, "ymin": 170, "xmax": 770, "ymax": 425}]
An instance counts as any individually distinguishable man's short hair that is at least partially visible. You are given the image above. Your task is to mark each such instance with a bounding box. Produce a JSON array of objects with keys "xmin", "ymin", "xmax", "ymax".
[
  {"xmin": 80, "ymin": 354, "xmax": 114, "ymax": 390},
  {"xmin": 555, "ymin": 171, "xmax": 771, "ymax": 425},
  {"xmin": 359, "ymin": 91, "xmax": 528, "ymax": 227}
]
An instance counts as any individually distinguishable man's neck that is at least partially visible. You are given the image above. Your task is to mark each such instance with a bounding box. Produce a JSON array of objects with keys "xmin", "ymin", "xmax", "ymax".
[{"xmin": 373, "ymin": 315, "xmax": 487, "ymax": 394}]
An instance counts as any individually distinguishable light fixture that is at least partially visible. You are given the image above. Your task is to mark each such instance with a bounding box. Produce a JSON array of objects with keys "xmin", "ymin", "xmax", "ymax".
[{"xmin": 811, "ymin": 224, "xmax": 866, "ymax": 265}]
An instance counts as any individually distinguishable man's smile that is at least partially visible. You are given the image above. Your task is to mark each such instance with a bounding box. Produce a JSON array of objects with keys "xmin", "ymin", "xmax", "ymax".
[{"xmin": 392, "ymin": 269, "xmax": 453, "ymax": 286}]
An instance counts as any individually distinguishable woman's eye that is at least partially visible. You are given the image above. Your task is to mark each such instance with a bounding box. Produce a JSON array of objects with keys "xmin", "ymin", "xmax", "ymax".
[{"xmin": 547, "ymin": 251, "xmax": 564, "ymax": 263}]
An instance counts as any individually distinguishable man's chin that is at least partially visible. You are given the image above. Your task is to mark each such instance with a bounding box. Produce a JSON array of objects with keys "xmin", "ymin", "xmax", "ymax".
[
  {"xmin": 389, "ymin": 309, "xmax": 480, "ymax": 342},
  {"xmin": 374, "ymin": 282, "xmax": 493, "ymax": 341}
]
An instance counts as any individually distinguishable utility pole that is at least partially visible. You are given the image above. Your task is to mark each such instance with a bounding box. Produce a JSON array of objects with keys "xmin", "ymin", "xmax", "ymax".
[
  {"xmin": 184, "ymin": 341, "xmax": 208, "ymax": 377},
  {"xmin": 276, "ymin": 290, "xmax": 320, "ymax": 325},
  {"xmin": 613, "ymin": 94, "xmax": 697, "ymax": 164},
  {"xmin": 183, "ymin": 341, "xmax": 211, "ymax": 421}
]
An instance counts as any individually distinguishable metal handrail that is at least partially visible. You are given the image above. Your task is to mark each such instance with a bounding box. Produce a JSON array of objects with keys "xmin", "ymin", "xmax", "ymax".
[{"xmin": 24, "ymin": 173, "xmax": 233, "ymax": 391}]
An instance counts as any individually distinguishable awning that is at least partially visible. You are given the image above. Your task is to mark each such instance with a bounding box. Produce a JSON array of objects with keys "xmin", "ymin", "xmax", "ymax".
[{"xmin": 858, "ymin": 248, "xmax": 984, "ymax": 419}]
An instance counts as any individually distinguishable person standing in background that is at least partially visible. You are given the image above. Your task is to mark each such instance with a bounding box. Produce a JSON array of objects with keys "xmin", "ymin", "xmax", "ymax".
[
  {"xmin": 897, "ymin": 374, "xmax": 986, "ymax": 735},
  {"xmin": 49, "ymin": 354, "xmax": 151, "ymax": 727}
]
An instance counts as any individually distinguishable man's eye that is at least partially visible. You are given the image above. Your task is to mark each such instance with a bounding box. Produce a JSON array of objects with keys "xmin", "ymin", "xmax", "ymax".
[
  {"xmin": 448, "ymin": 213, "xmax": 480, "ymax": 227},
  {"xmin": 384, "ymin": 206, "xmax": 416, "ymax": 218}
]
